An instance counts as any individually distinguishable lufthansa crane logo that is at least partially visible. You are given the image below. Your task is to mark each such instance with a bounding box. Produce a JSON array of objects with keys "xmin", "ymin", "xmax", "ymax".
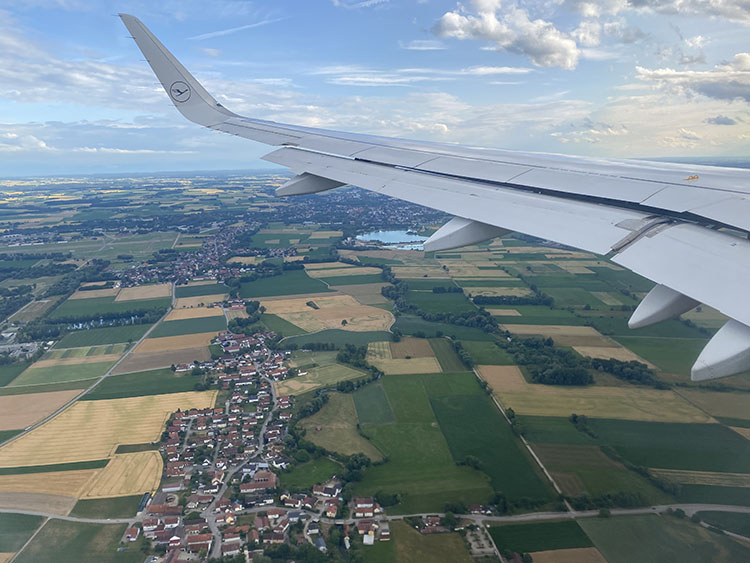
[
  {"xmin": 684, "ymin": 175, "xmax": 699, "ymax": 182},
  {"xmin": 169, "ymin": 81, "xmax": 191, "ymax": 103}
]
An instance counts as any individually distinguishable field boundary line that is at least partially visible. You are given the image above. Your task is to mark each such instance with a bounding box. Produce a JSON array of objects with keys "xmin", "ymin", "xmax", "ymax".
[
  {"xmin": 472, "ymin": 367, "xmax": 572, "ymax": 511},
  {"xmin": 9, "ymin": 515, "xmax": 48, "ymax": 563},
  {"xmin": 0, "ymin": 283, "xmax": 176, "ymax": 451}
]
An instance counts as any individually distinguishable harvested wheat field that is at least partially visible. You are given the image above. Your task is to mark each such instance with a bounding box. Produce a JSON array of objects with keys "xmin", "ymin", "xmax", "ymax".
[
  {"xmin": 0, "ymin": 391, "xmax": 216, "ymax": 467},
  {"xmin": 530, "ymin": 548, "xmax": 606, "ymax": 563},
  {"xmin": 227, "ymin": 256, "xmax": 261, "ymax": 265},
  {"xmin": 81, "ymin": 451, "xmax": 162, "ymax": 498},
  {"xmin": 308, "ymin": 230, "xmax": 343, "ymax": 239},
  {"xmin": 366, "ymin": 342, "xmax": 392, "ymax": 361},
  {"xmin": 370, "ymin": 357, "xmax": 442, "ymax": 375},
  {"xmin": 502, "ymin": 325, "xmax": 612, "ymax": 347},
  {"xmin": 262, "ymin": 294, "xmax": 393, "ymax": 333},
  {"xmin": 28, "ymin": 353, "xmax": 122, "ymax": 369},
  {"xmin": 165, "ymin": 307, "xmax": 224, "ymax": 321},
  {"xmin": 573, "ymin": 346, "xmax": 653, "ymax": 366},
  {"xmin": 0, "ymin": 390, "xmax": 81, "ymax": 431},
  {"xmin": 111, "ymin": 348, "xmax": 210, "ymax": 374},
  {"xmin": 330, "ymin": 283, "xmax": 388, "ymax": 304},
  {"xmin": 115, "ymin": 283, "xmax": 172, "ymax": 301},
  {"xmin": 477, "ymin": 365, "xmax": 711, "ymax": 423},
  {"xmin": 224, "ymin": 309, "xmax": 248, "ymax": 321},
  {"xmin": 0, "ymin": 470, "xmax": 97, "ymax": 497},
  {"xmin": 135, "ymin": 332, "xmax": 217, "ymax": 354},
  {"xmin": 649, "ymin": 468, "xmax": 750, "ymax": 487},
  {"xmin": 730, "ymin": 427, "xmax": 750, "ymax": 440},
  {"xmin": 304, "ymin": 262, "xmax": 355, "ymax": 270},
  {"xmin": 69, "ymin": 287, "xmax": 120, "ymax": 300},
  {"xmin": 390, "ymin": 337, "xmax": 435, "ymax": 359},
  {"xmin": 0, "ymin": 553, "xmax": 13, "ymax": 563},
  {"xmin": 174, "ymin": 294, "xmax": 227, "ymax": 308},
  {"xmin": 0, "ymin": 492, "xmax": 77, "ymax": 516},
  {"xmin": 392, "ymin": 266, "xmax": 450, "ymax": 279},
  {"xmin": 487, "ymin": 309, "xmax": 521, "ymax": 316}
]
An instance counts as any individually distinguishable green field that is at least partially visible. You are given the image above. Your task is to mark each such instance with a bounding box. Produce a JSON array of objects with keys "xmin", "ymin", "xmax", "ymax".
[
  {"xmin": 406, "ymin": 290, "xmax": 477, "ymax": 314},
  {"xmin": 460, "ymin": 340, "xmax": 514, "ymax": 365},
  {"xmin": 429, "ymin": 375, "xmax": 553, "ymax": 500},
  {"xmin": 518, "ymin": 415, "xmax": 599, "ymax": 445},
  {"xmin": 70, "ymin": 495, "xmax": 143, "ymax": 519},
  {"xmin": 50, "ymin": 296, "xmax": 170, "ymax": 319},
  {"xmin": 696, "ymin": 511, "xmax": 750, "ymax": 536},
  {"xmin": 280, "ymin": 457, "xmax": 340, "ymax": 490},
  {"xmin": 285, "ymin": 329, "xmax": 393, "ymax": 347},
  {"xmin": 580, "ymin": 514, "xmax": 749, "ymax": 563},
  {"xmin": 363, "ymin": 520, "xmax": 472, "ymax": 563},
  {"xmin": 240, "ymin": 270, "xmax": 332, "ymax": 298},
  {"xmin": 0, "ymin": 378, "xmax": 96, "ymax": 396},
  {"xmin": 0, "ymin": 513, "xmax": 44, "ymax": 552},
  {"xmin": 353, "ymin": 381, "xmax": 395, "ymax": 425},
  {"xmin": 55, "ymin": 325, "xmax": 152, "ymax": 348},
  {"xmin": 489, "ymin": 520, "xmax": 592, "ymax": 553},
  {"xmin": 590, "ymin": 419, "xmax": 750, "ymax": 473},
  {"xmin": 148, "ymin": 315, "xmax": 226, "ymax": 338},
  {"xmin": 394, "ymin": 315, "xmax": 496, "ymax": 341},
  {"xmin": 114, "ymin": 443, "xmax": 159, "ymax": 454},
  {"xmin": 493, "ymin": 305, "xmax": 586, "ymax": 325},
  {"xmin": 428, "ymin": 338, "xmax": 466, "ymax": 372},
  {"xmin": 174, "ymin": 282, "xmax": 229, "ymax": 298},
  {"xmin": 0, "ymin": 430, "xmax": 21, "ymax": 442},
  {"xmin": 10, "ymin": 361, "xmax": 115, "ymax": 387},
  {"xmin": 401, "ymin": 279, "xmax": 458, "ymax": 290},
  {"xmin": 0, "ymin": 459, "xmax": 109, "ymax": 476},
  {"xmin": 677, "ymin": 484, "xmax": 750, "ymax": 506},
  {"xmin": 614, "ymin": 336, "xmax": 706, "ymax": 375},
  {"xmin": 261, "ymin": 313, "xmax": 307, "ymax": 336},
  {"xmin": 0, "ymin": 362, "xmax": 30, "ymax": 386},
  {"xmin": 354, "ymin": 375, "xmax": 494, "ymax": 513},
  {"xmin": 13, "ymin": 520, "xmax": 141, "ymax": 563},
  {"xmin": 82, "ymin": 368, "xmax": 199, "ymax": 400}
]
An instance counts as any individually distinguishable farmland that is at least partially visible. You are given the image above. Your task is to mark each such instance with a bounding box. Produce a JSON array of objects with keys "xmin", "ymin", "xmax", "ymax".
[
  {"xmin": 261, "ymin": 294, "xmax": 393, "ymax": 333},
  {"xmin": 49, "ymin": 296, "xmax": 170, "ymax": 319},
  {"xmin": 274, "ymin": 362, "xmax": 367, "ymax": 396},
  {"xmin": 297, "ymin": 393, "xmax": 383, "ymax": 461},
  {"xmin": 0, "ymin": 389, "xmax": 81, "ymax": 431},
  {"xmin": 579, "ymin": 514, "xmax": 750, "ymax": 563},
  {"xmin": 366, "ymin": 520, "xmax": 472, "ymax": 563},
  {"xmin": 70, "ymin": 495, "xmax": 144, "ymax": 519},
  {"xmin": 489, "ymin": 520, "xmax": 592, "ymax": 553},
  {"xmin": 55, "ymin": 325, "xmax": 151, "ymax": 348},
  {"xmin": 174, "ymin": 282, "xmax": 230, "ymax": 298},
  {"xmin": 240, "ymin": 269, "xmax": 332, "ymax": 298},
  {"xmin": 0, "ymin": 513, "xmax": 43, "ymax": 553},
  {"xmin": 82, "ymin": 368, "xmax": 200, "ymax": 400},
  {"xmin": 148, "ymin": 315, "xmax": 227, "ymax": 337},
  {"xmin": 80, "ymin": 451, "xmax": 162, "ymax": 498},
  {"xmin": 9, "ymin": 361, "xmax": 117, "ymax": 387},
  {"xmin": 14, "ymin": 520, "xmax": 140, "ymax": 563},
  {"xmin": 0, "ymin": 391, "xmax": 216, "ymax": 466},
  {"xmin": 353, "ymin": 381, "xmax": 395, "ymax": 424},
  {"xmin": 279, "ymin": 457, "xmax": 340, "ymax": 490}
]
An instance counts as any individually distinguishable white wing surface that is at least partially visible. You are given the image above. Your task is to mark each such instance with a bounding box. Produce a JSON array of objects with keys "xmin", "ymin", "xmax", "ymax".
[{"xmin": 120, "ymin": 14, "xmax": 750, "ymax": 381}]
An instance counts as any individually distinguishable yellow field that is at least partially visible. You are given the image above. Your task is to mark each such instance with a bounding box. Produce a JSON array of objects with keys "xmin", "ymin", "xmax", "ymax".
[
  {"xmin": 370, "ymin": 357, "xmax": 442, "ymax": 375},
  {"xmin": 731, "ymin": 427, "xmax": 750, "ymax": 440},
  {"xmin": 530, "ymin": 548, "xmax": 606, "ymax": 563},
  {"xmin": 304, "ymin": 261, "xmax": 355, "ymax": 270},
  {"xmin": 165, "ymin": 307, "xmax": 224, "ymax": 321},
  {"xmin": 81, "ymin": 451, "xmax": 163, "ymax": 498},
  {"xmin": 390, "ymin": 337, "xmax": 435, "ymax": 358},
  {"xmin": 28, "ymin": 353, "xmax": 122, "ymax": 369},
  {"xmin": 675, "ymin": 389, "xmax": 750, "ymax": 420},
  {"xmin": 477, "ymin": 365, "xmax": 711, "ymax": 423},
  {"xmin": 174, "ymin": 294, "xmax": 228, "ymax": 308},
  {"xmin": 136, "ymin": 332, "xmax": 217, "ymax": 353},
  {"xmin": 0, "ymin": 391, "xmax": 216, "ymax": 466},
  {"xmin": 306, "ymin": 266, "xmax": 382, "ymax": 278},
  {"xmin": 111, "ymin": 348, "xmax": 211, "ymax": 374},
  {"xmin": 308, "ymin": 230, "xmax": 343, "ymax": 239},
  {"xmin": 392, "ymin": 266, "xmax": 451, "ymax": 279},
  {"xmin": 69, "ymin": 287, "xmax": 120, "ymax": 299},
  {"xmin": 262, "ymin": 294, "xmax": 393, "ymax": 333},
  {"xmin": 115, "ymin": 283, "xmax": 172, "ymax": 301},
  {"xmin": 0, "ymin": 553, "xmax": 14, "ymax": 563},
  {"xmin": 649, "ymin": 468, "xmax": 750, "ymax": 487},
  {"xmin": 227, "ymin": 256, "xmax": 261, "ymax": 265},
  {"xmin": 0, "ymin": 389, "xmax": 82, "ymax": 431},
  {"xmin": 274, "ymin": 364, "xmax": 365, "ymax": 396},
  {"xmin": 0, "ymin": 470, "xmax": 97, "ymax": 497},
  {"xmin": 573, "ymin": 345, "xmax": 653, "ymax": 365},
  {"xmin": 366, "ymin": 341, "xmax": 392, "ymax": 361},
  {"xmin": 224, "ymin": 309, "xmax": 248, "ymax": 321}
]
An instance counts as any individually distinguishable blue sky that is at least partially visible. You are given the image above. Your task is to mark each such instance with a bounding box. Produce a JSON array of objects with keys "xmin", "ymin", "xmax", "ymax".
[{"xmin": 0, "ymin": 0, "xmax": 748, "ymax": 176}]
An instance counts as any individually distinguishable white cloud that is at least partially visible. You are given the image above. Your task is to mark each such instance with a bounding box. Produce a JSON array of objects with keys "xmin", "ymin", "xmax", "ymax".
[
  {"xmin": 434, "ymin": 2, "xmax": 581, "ymax": 69},
  {"xmin": 636, "ymin": 53, "xmax": 750, "ymax": 101},
  {"xmin": 331, "ymin": 0, "xmax": 389, "ymax": 9},
  {"xmin": 188, "ymin": 18, "xmax": 286, "ymax": 41}
]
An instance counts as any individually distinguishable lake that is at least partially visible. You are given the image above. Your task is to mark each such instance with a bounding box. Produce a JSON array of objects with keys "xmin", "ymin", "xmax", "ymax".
[{"xmin": 357, "ymin": 230, "xmax": 427, "ymax": 250}]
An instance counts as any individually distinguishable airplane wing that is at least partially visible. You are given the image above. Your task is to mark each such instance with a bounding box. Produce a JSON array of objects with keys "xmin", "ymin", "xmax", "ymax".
[{"xmin": 119, "ymin": 14, "xmax": 750, "ymax": 381}]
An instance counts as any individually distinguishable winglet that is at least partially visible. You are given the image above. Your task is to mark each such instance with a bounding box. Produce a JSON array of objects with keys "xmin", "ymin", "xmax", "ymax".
[{"xmin": 119, "ymin": 14, "xmax": 237, "ymax": 127}]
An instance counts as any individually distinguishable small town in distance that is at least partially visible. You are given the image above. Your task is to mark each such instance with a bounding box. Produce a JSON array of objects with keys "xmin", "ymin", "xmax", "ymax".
[{"xmin": 0, "ymin": 171, "xmax": 749, "ymax": 563}]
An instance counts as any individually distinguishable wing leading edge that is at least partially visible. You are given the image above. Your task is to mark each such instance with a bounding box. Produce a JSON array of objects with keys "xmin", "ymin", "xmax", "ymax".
[{"xmin": 119, "ymin": 14, "xmax": 750, "ymax": 381}]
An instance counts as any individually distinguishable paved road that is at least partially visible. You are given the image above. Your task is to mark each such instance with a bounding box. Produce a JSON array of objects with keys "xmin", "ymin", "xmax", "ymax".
[{"xmin": 0, "ymin": 282, "xmax": 176, "ymax": 450}]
